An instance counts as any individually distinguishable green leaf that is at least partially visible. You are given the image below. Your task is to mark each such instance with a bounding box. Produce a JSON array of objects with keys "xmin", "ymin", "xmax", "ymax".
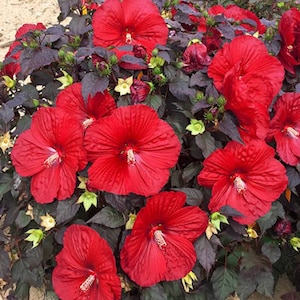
[
  {"xmin": 15, "ymin": 210, "xmax": 31, "ymax": 229},
  {"xmin": 56, "ymin": 196, "xmax": 80, "ymax": 225},
  {"xmin": 236, "ymin": 270, "xmax": 257, "ymax": 300},
  {"xmin": 172, "ymin": 187, "xmax": 203, "ymax": 206},
  {"xmin": 261, "ymin": 243, "xmax": 281, "ymax": 264},
  {"xmin": 195, "ymin": 132, "xmax": 216, "ymax": 158},
  {"xmin": 182, "ymin": 162, "xmax": 202, "ymax": 183},
  {"xmin": 0, "ymin": 173, "xmax": 12, "ymax": 199},
  {"xmin": 141, "ymin": 284, "xmax": 168, "ymax": 300},
  {"xmin": 256, "ymin": 272, "xmax": 274, "ymax": 297},
  {"xmin": 0, "ymin": 249, "xmax": 10, "ymax": 280},
  {"xmin": 211, "ymin": 267, "xmax": 238, "ymax": 300},
  {"xmin": 87, "ymin": 206, "xmax": 126, "ymax": 228},
  {"xmin": 163, "ymin": 280, "xmax": 185, "ymax": 299},
  {"xmin": 257, "ymin": 201, "xmax": 285, "ymax": 234},
  {"xmin": 194, "ymin": 235, "xmax": 216, "ymax": 274},
  {"xmin": 145, "ymin": 94, "xmax": 163, "ymax": 111}
]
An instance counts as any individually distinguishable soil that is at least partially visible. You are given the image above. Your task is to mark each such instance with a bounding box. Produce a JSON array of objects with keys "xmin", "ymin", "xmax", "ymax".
[{"xmin": 0, "ymin": 1, "xmax": 298, "ymax": 299}]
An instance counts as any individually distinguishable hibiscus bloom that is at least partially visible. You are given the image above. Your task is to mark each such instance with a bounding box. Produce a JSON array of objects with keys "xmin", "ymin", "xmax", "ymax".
[
  {"xmin": 268, "ymin": 93, "xmax": 300, "ymax": 166},
  {"xmin": 92, "ymin": 0, "xmax": 168, "ymax": 69},
  {"xmin": 120, "ymin": 191, "xmax": 208, "ymax": 286},
  {"xmin": 278, "ymin": 8, "xmax": 300, "ymax": 75},
  {"xmin": 83, "ymin": 105, "xmax": 181, "ymax": 196},
  {"xmin": 0, "ymin": 23, "xmax": 46, "ymax": 78},
  {"xmin": 11, "ymin": 107, "xmax": 87, "ymax": 203},
  {"xmin": 197, "ymin": 139, "xmax": 288, "ymax": 225},
  {"xmin": 52, "ymin": 224, "xmax": 121, "ymax": 300},
  {"xmin": 55, "ymin": 82, "xmax": 116, "ymax": 129},
  {"xmin": 208, "ymin": 35, "xmax": 284, "ymax": 139}
]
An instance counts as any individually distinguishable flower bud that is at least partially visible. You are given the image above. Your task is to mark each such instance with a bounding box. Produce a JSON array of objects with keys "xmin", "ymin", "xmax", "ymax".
[
  {"xmin": 152, "ymin": 48, "xmax": 159, "ymax": 56},
  {"xmin": 182, "ymin": 43, "xmax": 211, "ymax": 73},
  {"xmin": 130, "ymin": 79, "xmax": 151, "ymax": 104},
  {"xmin": 133, "ymin": 45, "xmax": 147, "ymax": 59},
  {"xmin": 109, "ymin": 54, "xmax": 118, "ymax": 65},
  {"xmin": 274, "ymin": 219, "xmax": 292, "ymax": 236}
]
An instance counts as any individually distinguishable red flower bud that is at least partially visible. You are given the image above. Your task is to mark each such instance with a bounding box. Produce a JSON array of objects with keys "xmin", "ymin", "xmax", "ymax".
[
  {"xmin": 133, "ymin": 45, "xmax": 147, "ymax": 59},
  {"xmin": 274, "ymin": 219, "xmax": 292, "ymax": 236},
  {"xmin": 182, "ymin": 43, "xmax": 211, "ymax": 73},
  {"xmin": 130, "ymin": 79, "xmax": 151, "ymax": 104}
]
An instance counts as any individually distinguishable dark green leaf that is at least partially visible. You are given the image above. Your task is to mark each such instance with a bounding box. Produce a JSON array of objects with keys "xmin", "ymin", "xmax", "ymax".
[
  {"xmin": 0, "ymin": 173, "xmax": 12, "ymax": 199},
  {"xmin": 195, "ymin": 132, "xmax": 216, "ymax": 158},
  {"xmin": 286, "ymin": 166, "xmax": 300, "ymax": 189},
  {"xmin": 163, "ymin": 280, "xmax": 185, "ymax": 299},
  {"xmin": 255, "ymin": 272, "xmax": 274, "ymax": 297},
  {"xmin": 261, "ymin": 243, "xmax": 281, "ymax": 264},
  {"xmin": 87, "ymin": 206, "xmax": 126, "ymax": 228},
  {"xmin": 211, "ymin": 267, "xmax": 238, "ymax": 300},
  {"xmin": 182, "ymin": 162, "xmax": 202, "ymax": 183},
  {"xmin": 173, "ymin": 187, "xmax": 203, "ymax": 206},
  {"xmin": 257, "ymin": 201, "xmax": 285, "ymax": 234},
  {"xmin": 69, "ymin": 14, "xmax": 92, "ymax": 35},
  {"xmin": 141, "ymin": 284, "xmax": 168, "ymax": 300},
  {"xmin": 190, "ymin": 71, "xmax": 211, "ymax": 88},
  {"xmin": 13, "ymin": 282, "xmax": 30, "ymax": 300},
  {"xmin": 21, "ymin": 48, "xmax": 58, "ymax": 76},
  {"xmin": 236, "ymin": 271, "xmax": 257, "ymax": 300},
  {"xmin": 218, "ymin": 112, "xmax": 243, "ymax": 143},
  {"xmin": 14, "ymin": 115, "xmax": 32, "ymax": 136},
  {"xmin": 92, "ymin": 224, "xmax": 121, "ymax": 252},
  {"xmin": 15, "ymin": 210, "xmax": 31, "ymax": 229},
  {"xmin": 0, "ymin": 103, "xmax": 14, "ymax": 124},
  {"xmin": 56, "ymin": 197, "xmax": 80, "ymax": 225},
  {"xmin": 0, "ymin": 249, "xmax": 10, "ymax": 280},
  {"xmin": 145, "ymin": 94, "xmax": 163, "ymax": 112},
  {"xmin": 195, "ymin": 235, "xmax": 216, "ymax": 274},
  {"xmin": 104, "ymin": 193, "xmax": 129, "ymax": 214},
  {"xmin": 81, "ymin": 72, "xmax": 109, "ymax": 100}
]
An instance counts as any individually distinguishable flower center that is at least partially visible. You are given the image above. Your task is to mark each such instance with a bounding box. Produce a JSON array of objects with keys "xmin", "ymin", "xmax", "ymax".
[
  {"xmin": 234, "ymin": 176, "xmax": 246, "ymax": 194},
  {"xmin": 287, "ymin": 45, "xmax": 293, "ymax": 52},
  {"xmin": 285, "ymin": 126, "xmax": 299, "ymax": 138},
  {"xmin": 126, "ymin": 33, "xmax": 132, "ymax": 44},
  {"xmin": 154, "ymin": 229, "xmax": 167, "ymax": 249},
  {"xmin": 83, "ymin": 117, "xmax": 94, "ymax": 129},
  {"xmin": 44, "ymin": 149, "xmax": 62, "ymax": 168},
  {"xmin": 126, "ymin": 148, "xmax": 136, "ymax": 165},
  {"xmin": 80, "ymin": 274, "xmax": 96, "ymax": 293}
]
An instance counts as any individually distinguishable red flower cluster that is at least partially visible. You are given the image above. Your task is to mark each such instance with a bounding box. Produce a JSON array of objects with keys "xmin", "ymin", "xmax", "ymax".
[
  {"xmin": 84, "ymin": 105, "xmax": 181, "ymax": 196},
  {"xmin": 197, "ymin": 139, "xmax": 288, "ymax": 225},
  {"xmin": 120, "ymin": 191, "xmax": 208, "ymax": 286},
  {"xmin": 11, "ymin": 108, "xmax": 87, "ymax": 203},
  {"xmin": 268, "ymin": 93, "xmax": 300, "ymax": 166},
  {"xmin": 92, "ymin": 0, "xmax": 168, "ymax": 69},
  {"xmin": 278, "ymin": 8, "xmax": 300, "ymax": 75},
  {"xmin": 208, "ymin": 35, "xmax": 284, "ymax": 139},
  {"xmin": 52, "ymin": 224, "xmax": 121, "ymax": 299}
]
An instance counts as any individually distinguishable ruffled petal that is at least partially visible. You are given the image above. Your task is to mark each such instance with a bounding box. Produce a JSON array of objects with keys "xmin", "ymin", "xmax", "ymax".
[{"xmin": 120, "ymin": 233, "xmax": 166, "ymax": 287}]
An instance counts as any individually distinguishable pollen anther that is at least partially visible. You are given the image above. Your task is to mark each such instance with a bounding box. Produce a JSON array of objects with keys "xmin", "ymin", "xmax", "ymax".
[
  {"xmin": 80, "ymin": 274, "xmax": 96, "ymax": 292},
  {"xmin": 127, "ymin": 149, "xmax": 136, "ymax": 165},
  {"xmin": 154, "ymin": 230, "xmax": 167, "ymax": 249},
  {"xmin": 234, "ymin": 176, "xmax": 246, "ymax": 194},
  {"xmin": 126, "ymin": 33, "xmax": 132, "ymax": 44},
  {"xmin": 286, "ymin": 126, "xmax": 299, "ymax": 138},
  {"xmin": 44, "ymin": 152, "xmax": 61, "ymax": 168}
]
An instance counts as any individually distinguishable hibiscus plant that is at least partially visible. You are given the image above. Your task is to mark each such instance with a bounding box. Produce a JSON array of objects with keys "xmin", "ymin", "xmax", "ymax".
[{"xmin": 1, "ymin": 0, "xmax": 300, "ymax": 299}]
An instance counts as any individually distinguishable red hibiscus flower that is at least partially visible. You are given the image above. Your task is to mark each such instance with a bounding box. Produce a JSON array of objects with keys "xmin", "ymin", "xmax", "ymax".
[
  {"xmin": 197, "ymin": 139, "xmax": 288, "ymax": 225},
  {"xmin": 92, "ymin": 0, "xmax": 168, "ymax": 69},
  {"xmin": 1, "ymin": 23, "xmax": 46, "ymax": 78},
  {"xmin": 11, "ymin": 107, "xmax": 87, "ymax": 204},
  {"xmin": 208, "ymin": 35, "xmax": 284, "ymax": 139},
  {"xmin": 120, "ymin": 191, "xmax": 208, "ymax": 287},
  {"xmin": 52, "ymin": 224, "xmax": 121, "ymax": 300},
  {"xmin": 278, "ymin": 8, "xmax": 300, "ymax": 75},
  {"xmin": 268, "ymin": 93, "xmax": 300, "ymax": 166},
  {"xmin": 56, "ymin": 82, "xmax": 116, "ymax": 129},
  {"xmin": 182, "ymin": 41, "xmax": 211, "ymax": 73},
  {"xmin": 83, "ymin": 105, "xmax": 181, "ymax": 196}
]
